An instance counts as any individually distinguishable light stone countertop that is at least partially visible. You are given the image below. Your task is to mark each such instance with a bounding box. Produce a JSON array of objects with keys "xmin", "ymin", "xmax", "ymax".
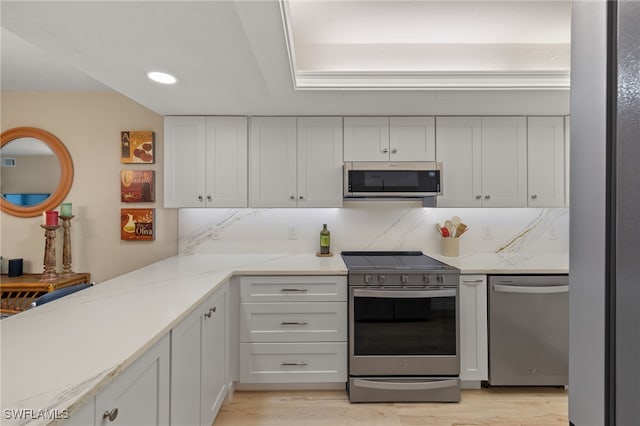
[
  {"xmin": 0, "ymin": 251, "xmax": 567, "ymax": 425},
  {"xmin": 426, "ymin": 252, "xmax": 569, "ymax": 274}
]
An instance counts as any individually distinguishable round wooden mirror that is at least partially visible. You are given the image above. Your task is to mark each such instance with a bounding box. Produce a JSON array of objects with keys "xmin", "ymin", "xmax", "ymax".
[{"xmin": 0, "ymin": 127, "xmax": 74, "ymax": 218}]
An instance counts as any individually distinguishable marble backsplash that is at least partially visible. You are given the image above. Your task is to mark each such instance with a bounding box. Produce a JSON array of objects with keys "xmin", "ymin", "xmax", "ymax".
[{"xmin": 178, "ymin": 202, "xmax": 568, "ymax": 257}]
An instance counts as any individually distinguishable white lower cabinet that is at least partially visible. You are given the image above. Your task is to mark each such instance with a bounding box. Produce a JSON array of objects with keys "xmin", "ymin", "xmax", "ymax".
[
  {"xmin": 95, "ymin": 334, "xmax": 170, "ymax": 426},
  {"xmin": 459, "ymin": 275, "xmax": 488, "ymax": 386},
  {"xmin": 171, "ymin": 283, "xmax": 228, "ymax": 426},
  {"xmin": 239, "ymin": 276, "xmax": 347, "ymax": 385}
]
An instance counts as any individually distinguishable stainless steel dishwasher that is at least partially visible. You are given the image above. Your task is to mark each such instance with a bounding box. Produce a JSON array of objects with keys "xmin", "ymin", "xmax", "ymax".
[{"xmin": 488, "ymin": 274, "xmax": 568, "ymax": 386}]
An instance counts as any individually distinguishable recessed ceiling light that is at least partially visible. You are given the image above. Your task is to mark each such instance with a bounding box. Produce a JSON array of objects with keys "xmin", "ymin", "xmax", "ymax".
[{"xmin": 147, "ymin": 71, "xmax": 177, "ymax": 84}]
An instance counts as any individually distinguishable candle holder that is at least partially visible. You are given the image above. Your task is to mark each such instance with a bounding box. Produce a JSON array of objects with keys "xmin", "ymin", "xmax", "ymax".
[
  {"xmin": 40, "ymin": 224, "xmax": 60, "ymax": 281},
  {"xmin": 59, "ymin": 215, "xmax": 75, "ymax": 275}
]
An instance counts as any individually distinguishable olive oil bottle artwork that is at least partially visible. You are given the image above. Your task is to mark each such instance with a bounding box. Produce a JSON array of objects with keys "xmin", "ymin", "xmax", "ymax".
[
  {"xmin": 121, "ymin": 208, "xmax": 155, "ymax": 241},
  {"xmin": 121, "ymin": 170, "xmax": 155, "ymax": 202},
  {"xmin": 121, "ymin": 131, "xmax": 154, "ymax": 164}
]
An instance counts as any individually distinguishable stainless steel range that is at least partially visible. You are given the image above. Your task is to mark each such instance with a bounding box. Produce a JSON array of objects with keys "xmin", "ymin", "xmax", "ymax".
[{"xmin": 341, "ymin": 251, "xmax": 461, "ymax": 403}]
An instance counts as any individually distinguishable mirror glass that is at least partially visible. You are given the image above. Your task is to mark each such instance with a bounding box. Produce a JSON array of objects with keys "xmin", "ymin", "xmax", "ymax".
[
  {"xmin": 1, "ymin": 138, "xmax": 61, "ymax": 207},
  {"xmin": 0, "ymin": 127, "xmax": 73, "ymax": 218}
]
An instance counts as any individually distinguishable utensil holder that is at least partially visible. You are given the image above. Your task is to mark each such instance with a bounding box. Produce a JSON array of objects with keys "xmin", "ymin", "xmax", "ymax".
[{"xmin": 441, "ymin": 237, "xmax": 459, "ymax": 257}]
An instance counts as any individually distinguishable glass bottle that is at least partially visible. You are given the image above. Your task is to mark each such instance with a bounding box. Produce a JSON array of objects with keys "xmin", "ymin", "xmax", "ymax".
[{"xmin": 320, "ymin": 224, "xmax": 330, "ymax": 254}]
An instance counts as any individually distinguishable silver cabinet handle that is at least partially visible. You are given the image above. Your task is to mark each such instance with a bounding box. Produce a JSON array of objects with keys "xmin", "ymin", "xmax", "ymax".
[
  {"xmin": 210, "ymin": 306, "xmax": 216, "ymax": 313},
  {"xmin": 391, "ymin": 148, "xmax": 398, "ymax": 154},
  {"xmin": 198, "ymin": 195, "xmax": 204, "ymax": 202},
  {"xmin": 280, "ymin": 362, "xmax": 308, "ymax": 366},
  {"xmin": 204, "ymin": 311, "xmax": 212, "ymax": 318},
  {"xmin": 484, "ymin": 195, "xmax": 491, "ymax": 199},
  {"xmin": 103, "ymin": 408, "xmax": 119, "ymax": 422},
  {"xmin": 382, "ymin": 148, "xmax": 389, "ymax": 154},
  {"xmin": 290, "ymin": 195, "xmax": 295, "ymax": 200},
  {"xmin": 531, "ymin": 194, "xmax": 538, "ymax": 199},
  {"xmin": 207, "ymin": 195, "xmax": 212, "ymax": 202},
  {"xmin": 475, "ymin": 195, "xmax": 482, "ymax": 199},
  {"xmin": 493, "ymin": 284, "xmax": 569, "ymax": 294},
  {"xmin": 280, "ymin": 321, "xmax": 308, "ymax": 326},
  {"xmin": 299, "ymin": 195, "xmax": 304, "ymax": 200},
  {"xmin": 280, "ymin": 288, "xmax": 308, "ymax": 292},
  {"xmin": 462, "ymin": 279, "xmax": 484, "ymax": 284}
]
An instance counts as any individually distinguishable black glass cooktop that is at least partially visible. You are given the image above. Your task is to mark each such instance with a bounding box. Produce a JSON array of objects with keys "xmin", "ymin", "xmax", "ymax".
[{"xmin": 341, "ymin": 251, "xmax": 458, "ymax": 272}]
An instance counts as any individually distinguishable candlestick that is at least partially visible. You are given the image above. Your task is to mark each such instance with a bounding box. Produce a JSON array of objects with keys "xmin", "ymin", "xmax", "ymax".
[
  {"xmin": 61, "ymin": 203, "xmax": 72, "ymax": 217},
  {"xmin": 59, "ymin": 215, "xmax": 75, "ymax": 275},
  {"xmin": 40, "ymin": 224, "xmax": 60, "ymax": 281}
]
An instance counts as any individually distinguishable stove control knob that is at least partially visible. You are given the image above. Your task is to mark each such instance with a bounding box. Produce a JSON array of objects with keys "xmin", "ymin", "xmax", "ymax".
[
  {"xmin": 378, "ymin": 275, "xmax": 386, "ymax": 284},
  {"xmin": 401, "ymin": 274, "xmax": 409, "ymax": 284},
  {"xmin": 364, "ymin": 275, "xmax": 373, "ymax": 284},
  {"xmin": 423, "ymin": 274, "xmax": 431, "ymax": 284},
  {"xmin": 437, "ymin": 274, "xmax": 445, "ymax": 284}
]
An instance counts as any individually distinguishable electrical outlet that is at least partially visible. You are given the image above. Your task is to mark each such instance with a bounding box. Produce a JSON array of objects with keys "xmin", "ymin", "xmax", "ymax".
[
  {"xmin": 482, "ymin": 225, "xmax": 493, "ymax": 239},
  {"xmin": 212, "ymin": 228, "xmax": 220, "ymax": 240},
  {"xmin": 288, "ymin": 226, "xmax": 298, "ymax": 240}
]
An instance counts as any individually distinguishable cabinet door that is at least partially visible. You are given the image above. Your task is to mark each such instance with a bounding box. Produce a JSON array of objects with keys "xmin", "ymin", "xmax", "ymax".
[
  {"xmin": 481, "ymin": 117, "xmax": 527, "ymax": 207},
  {"xmin": 201, "ymin": 287, "xmax": 227, "ymax": 426},
  {"xmin": 297, "ymin": 117, "xmax": 343, "ymax": 207},
  {"xmin": 343, "ymin": 117, "xmax": 389, "ymax": 161},
  {"xmin": 205, "ymin": 117, "xmax": 248, "ymax": 207},
  {"xmin": 527, "ymin": 117, "xmax": 565, "ymax": 207},
  {"xmin": 95, "ymin": 334, "xmax": 170, "ymax": 426},
  {"xmin": 435, "ymin": 117, "xmax": 482, "ymax": 207},
  {"xmin": 249, "ymin": 117, "xmax": 297, "ymax": 207},
  {"xmin": 390, "ymin": 117, "xmax": 435, "ymax": 161},
  {"xmin": 459, "ymin": 275, "xmax": 488, "ymax": 383},
  {"xmin": 170, "ymin": 298, "xmax": 204, "ymax": 426},
  {"xmin": 164, "ymin": 116, "xmax": 206, "ymax": 207}
]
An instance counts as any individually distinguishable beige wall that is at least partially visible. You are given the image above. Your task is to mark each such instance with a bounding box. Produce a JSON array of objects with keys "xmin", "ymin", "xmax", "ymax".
[{"xmin": 1, "ymin": 91, "xmax": 178, "ymax": 283}]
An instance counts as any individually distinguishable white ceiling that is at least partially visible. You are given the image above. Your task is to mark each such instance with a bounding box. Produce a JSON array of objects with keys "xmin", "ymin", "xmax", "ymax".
[{"xmin": 0, "ymin": 0, "xmax": 571, "ymax": 116}]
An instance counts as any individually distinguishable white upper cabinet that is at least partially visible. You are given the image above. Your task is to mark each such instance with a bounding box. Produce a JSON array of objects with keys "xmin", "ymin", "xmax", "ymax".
[
  {"xmin": 435, "ymin": 117, "xmax": 483, "ymax": 207},
  {"xmin": 164, "ymin": 116, "xmax": 247, "ymax": 208},
  {"xmin": 343, "ymin": 117, "xmax": 389, "ymax": 161},
  {"xmin": 344, "ymin": 116, "xmax": 435, "ymax": 161},
  {"xmin": 481, "ymin": 117, "xmax": 528, "ymax": 207},
  {"xmin": 164, "ymin": 116, "xmax": 207, "ymax": 208},
  {"xmin": 297, "ymin": 117, "xmax": 344, "ymax": 207},
  {"xmin": 437, "ymin": 117, "xmax": 527, "ymax": 207},
  {"xmin": 389, "ymin": 117, "xmax": 436, "ymax": 161},
  {"xmin": 250, "ymin": 117, "xmax": 343, "ymax": 208},
  {"xmin": 527, "ymin": 116, "xmax": 566, "ymax": 207}
]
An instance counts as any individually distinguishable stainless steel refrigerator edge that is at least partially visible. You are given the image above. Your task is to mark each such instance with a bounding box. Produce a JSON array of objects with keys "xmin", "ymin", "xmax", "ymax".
[{"xmin": 570, "ymin": 1, "xmax": 640, "ymax": 425}]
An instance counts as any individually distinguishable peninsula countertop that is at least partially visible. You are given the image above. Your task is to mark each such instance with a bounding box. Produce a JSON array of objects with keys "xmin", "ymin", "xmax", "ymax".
[
  {"xmin": 0, "ymin": 253, "xmax": 347, "ymax": 426},
  {"xmin": 0, "ymin": 251, "xmax": 568, "ymax": 425}
]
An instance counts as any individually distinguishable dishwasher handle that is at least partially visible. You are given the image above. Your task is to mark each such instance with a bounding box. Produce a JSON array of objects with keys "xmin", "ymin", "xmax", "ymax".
[{"xmin": 492, "ymin": 284, "xmax": 569, "ymax": 294}]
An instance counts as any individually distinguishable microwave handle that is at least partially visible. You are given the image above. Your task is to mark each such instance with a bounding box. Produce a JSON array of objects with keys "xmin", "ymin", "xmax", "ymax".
[{"xmin": 353, "ymin": 288, "xmax": 456, "ymax": 299}]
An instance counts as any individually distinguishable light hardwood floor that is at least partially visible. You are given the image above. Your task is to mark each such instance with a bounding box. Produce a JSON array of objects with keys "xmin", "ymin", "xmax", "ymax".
[{"xmin": 214, "ymin": 387, "xmax": 568, "ymax": 426}]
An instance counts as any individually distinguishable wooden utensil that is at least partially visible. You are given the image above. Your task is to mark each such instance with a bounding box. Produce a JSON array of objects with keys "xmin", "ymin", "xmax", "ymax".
[
  {"xmin": 436, "ymin": 223, "xmax": 444, "ymax": 236},
  {"xmin": 455, "ymin": 223, "xmax": 468, "ymax": 237}
]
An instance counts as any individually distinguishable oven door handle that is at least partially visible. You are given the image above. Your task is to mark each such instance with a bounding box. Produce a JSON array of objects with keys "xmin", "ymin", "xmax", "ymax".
[
  {"xmin": 353, "ymin": 288, "xmax": 456, "ymax": 299},
  {"xmin": 352, "ymin": 378, "xmax": 459, "ymax": 391}
]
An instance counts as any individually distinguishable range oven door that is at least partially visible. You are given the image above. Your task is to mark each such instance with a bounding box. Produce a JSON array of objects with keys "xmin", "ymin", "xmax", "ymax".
[{"xmin": 349, "ymin": 286, "xmax": 459, "ymax": 376}]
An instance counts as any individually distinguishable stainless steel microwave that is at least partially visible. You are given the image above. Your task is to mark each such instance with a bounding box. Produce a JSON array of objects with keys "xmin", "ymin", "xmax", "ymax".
[{"xmin": 344, "ymin": 162, "xmax": 442, "ymax": 198}]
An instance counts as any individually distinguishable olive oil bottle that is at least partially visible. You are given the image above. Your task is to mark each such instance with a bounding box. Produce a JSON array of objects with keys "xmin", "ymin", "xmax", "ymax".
[{"xmin": 320, "ymin": 224, "xmax": 331, "ymax": 254}]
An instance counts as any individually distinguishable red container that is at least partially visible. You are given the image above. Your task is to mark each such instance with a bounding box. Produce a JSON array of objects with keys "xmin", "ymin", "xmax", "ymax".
[{"xmin": 45, "ymin": 210, "xmax": 59, "ymax": 226}]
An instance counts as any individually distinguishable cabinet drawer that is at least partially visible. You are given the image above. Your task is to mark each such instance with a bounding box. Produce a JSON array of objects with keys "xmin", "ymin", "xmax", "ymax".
[
  {"xmin": 241, "ymin": 302, "xmax": 347, "ymax": 342},
  {"xmin": 240, "ymin": 342, "xmax": 347, "ymax": 383},
  {"xmin": 239, "ymin": 276, "xmax": 347, "ymax": 302}
]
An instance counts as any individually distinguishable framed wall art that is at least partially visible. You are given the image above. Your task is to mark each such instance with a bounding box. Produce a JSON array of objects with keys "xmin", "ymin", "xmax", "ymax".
[
  {"xmin": 120, "ymin": 208, "xmax": 155, "ymax": 241},
  {"xmin": 121, "ymin": 131, "xmax": 155, "ymax": 164},
  {"xmin": 121, "ymin": 170, "xmax": 155, "ymax": 202}
]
